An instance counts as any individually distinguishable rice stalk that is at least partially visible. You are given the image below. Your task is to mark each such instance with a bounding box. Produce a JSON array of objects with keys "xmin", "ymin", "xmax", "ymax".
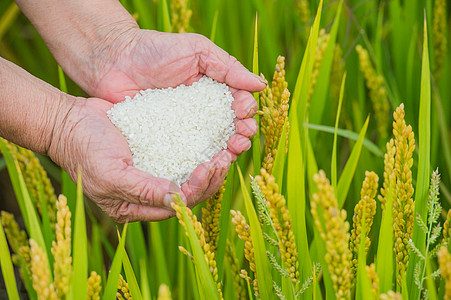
[
  {"xmin": 308, "ymin": 29, "xmax": 330, "ymax": 104},
  {"xmin": 378, "ymin": 139, "xmax": 396, "ymax": 211},
  {"xmin": 311, "ymin": 170, "xmax": 352, "ymax": 300},
  {"xmin": 433, "ymin": 0, "xmax": 447, "ymax": 81},
  {"xmin": 365, "ymin": 263, "xmax": 379, "ymax": 298},
  {"xmin": 51, "ymin": 195, "xmax": 72, "ymax": 298},
  {"xmin": 117, "ymin": 274, "xmax": 131, "ymax": 300},
  {"xmin": 231, "ymin": 209, "xmax": 259, "ymax": 296},
  {"xmin": 380, "ymin": 291, "xmax": 402, "ymax": 300},
  {"xmin": 202, "ymin": 181, "xmax": 225, "ymax": 253},
  {"xmin": 87, "ymin": 271, "xmax": 102, "ymax": 300},
  {"xmin": 392, "ymin": 104, "xmax": 415, "ymax": 286},
  {"xmin": 157, "ymin": 284, "xmax": 172, "ymax": 300},
  {"xmin": 225, "ymin": 240, "xmax": 247, "ymax": 299},
  {"xmin": 256, "ymin": 168, "xmax": 299, "ymax": 283},
  {"xmin": 350, "ymin": 171, "xmax": 378, "ymax": 273},
  {"xmin": 438, "ymin": 247, "xmax": 451, "ymax": 299},
  {"xmin": 1, "ymin": 211, "xmax": 28, "ymax": 266},
  {"xmin": 29, "ymin": 239, "xmax": 57, "ymax": 300},
  {"xmin": 355, "ymin": 45, "xmax": 390, "ymax": 141},
  {"xmin": 171, "ymin": 0, "xmax": 192, "ymax": 33},
  {"xmin": 295, "ymin": 0, "xmax": 311, "ymax": 23},
  {"xmin": 172, "ymin": 201, "xmax": 222, "ymax": 298},
  {"xmin": 0, "ymin": 139, "xmax": 56, "ymax": 226}
]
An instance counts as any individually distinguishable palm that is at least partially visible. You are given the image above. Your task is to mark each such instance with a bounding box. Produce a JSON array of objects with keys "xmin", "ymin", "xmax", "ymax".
[{"xmin": 94, "ymin": 30, "xmax": 210, "ymax": 102}]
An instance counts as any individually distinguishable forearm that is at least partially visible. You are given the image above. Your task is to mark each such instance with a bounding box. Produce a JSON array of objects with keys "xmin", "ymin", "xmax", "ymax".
[
  {"xmin": 13, "ymin": 0, "xmax": 138, "ymax": 96},
  {"xmin": 0, "ymin": 57, "xmax": 75, "ymax": 154}
]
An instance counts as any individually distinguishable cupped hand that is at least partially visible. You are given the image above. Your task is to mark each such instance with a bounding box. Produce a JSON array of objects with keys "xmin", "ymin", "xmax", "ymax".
[
  {"xmin": 85, "ymin": 29, "xmax": 265, "ymax": 207},
  {"xmin": 48, "ymin": 97, "xmax": 235, "ymax": 222}
]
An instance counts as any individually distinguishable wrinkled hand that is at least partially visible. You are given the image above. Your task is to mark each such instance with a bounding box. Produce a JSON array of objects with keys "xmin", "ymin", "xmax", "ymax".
[
  {"xmin": 81, "ymin": 29, "xmax": 265, "ymax": 215},
  {"xmin": 48, "ymin": 97, "xmax": 243, "ymax": 222}
]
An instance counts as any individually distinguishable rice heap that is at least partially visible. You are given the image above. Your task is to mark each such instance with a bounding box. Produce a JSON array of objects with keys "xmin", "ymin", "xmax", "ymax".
[{"xmin": 107, "ymin": 76, "xmax": 236, "ymax": 186}]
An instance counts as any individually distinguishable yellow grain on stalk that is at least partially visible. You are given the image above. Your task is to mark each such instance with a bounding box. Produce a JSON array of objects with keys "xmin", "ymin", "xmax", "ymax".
[
  {"xmin": 1, "ymin": 211, "xmax": 28, "ymax": 265},
  {"xmin": 51, "ymin": 195, "xmax": 72, "ymax": 297},
  {"xmin": 157, "ymin": 284, "xmax": 172, "ymax": 300},
  {"xmin": 355, "ymin": 45, "xmax": 390, "ymax": 141},
  {"xmin": 392, "ymin": 104, "xmax": 415, "ymax": 285},
  {"xmin": 29, "ymin": 239, "xmax": 58, "ymax": 300},
  {"xmin": 378, "ymin": 139, "xmax": 396, "ymax": 211},
  {"xmin": 308, "ymin": 29, "xmax": 330, "ymax": 104},
  {"xmin": 202, "ymin": 181, "xmax": 225, "ymax": 253},
  {"xmin": 295, "ymin": 0, "xmax": 311, "ymax": 24},
  {"xmin": 171, "ymin": 0, "xmax": 192, "ymax": 33},
  {"xmin": 311, "ymin": 171, "xmax": 353, "ymax": 300},
  {"xmin": 256, "ymin": 168, "xmax": 299, "ymax": 283},
  {"xmin": 350, "ymin": 171, "xmax": 378, "ymax": 273},
  {"xmin": 259, "ymin": 56, "xmax": 290, "ymax": 174},
  {"xmin": 1, "ymin": 139, "xmax": 57, "ymax": 226},
  {"xmin": 231, "ymin": 210, "xmax": 259, "ymax": 297},
  {"xmin": 380, "ymin": 291, "xmax": 402, "ymax": 300},
  {"xmin": 443, "ymin": 209, "xmax": 451, "ymax": 246},
  {"xmin": 117, "ymin": 274, "xmax": 131, "ymax": 300},
  {"xmin": 225, "ymin": 240, "xmax": 247, "ymax": 299},
  {"xmin": 438, "ymin": 247, "xmax": 451, "ymax": 299},
  {"xmin": 172, "ymin": 201, "xmax": 222, "ymax": 298},
  {"xmin": 87, "ymin": 271, "xmax": 102, "ymax": 300},
  {"xmin": 366, "ymin": 263, "xmax": 379, "ymax": 298},
  {"xmin": 433, "ymin": 0, "xmax": 447, "ymax": 81}
]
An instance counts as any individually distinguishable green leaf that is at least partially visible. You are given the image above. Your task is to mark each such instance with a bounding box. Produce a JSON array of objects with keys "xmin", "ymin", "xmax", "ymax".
[
  {"xmin": 237, "ymin": 165, "xmax": 274, "ymax": 300},
  {"xmin": 331, "ymin": 73, "xmax": 346, "ymax": 191},
  {"xmin": 173, "ymin": 195, "xmax": 220, "ymax": 300},
  {"xmin": 0, "ymin": 216, "xmax": 20, "ymax": 300},
  {"xmin": 102, "ymin": 223, "xmax": 129, "ymax": 300},
  {"xmin": 123, "ymin": 248, "xmax": 143, "ymax": 300},
  {"xmin": 376, "ymin": 186, "xmax": 394, "ymax": 293},
  {"xmin": 210, "ymin": 10, "xmax": 219, "ymax": 43},
  {"xmin": 251, "ymin": 14, "xmax": 261, "ymax": 176},
  {"xmin": 216, "ymin": 164, "xmax": 235, "ymax": 282},
  {"xmin": 159, "ymin": 0, "xmax": 171, "ymax": 32},
  {"xmin": 336, "ymin": 116, "xmax": 370, "ymax": 208},
  {"xmin": 407, "ymin": 18, "xmax": 431, "ymax": 298},
  {"xmin": 356, "ymin": 211, "xmax": 374, "ymax": 300},
  {"xmin": 70, "ymin": 169, "xmax": 87, "ymax": 300},
  {"xmin": 57, "ymin": 66, "xmax": 67, "ymax": 93},
  {"xmin": 0, "ymin": 2, "xmax": 20, "ymax": 40},
  {"xmin": 139, "ymin": 258, "xmax": 152, "ymax": 300},
  {"xmin": 149, "ymin": 222, "xmax": 171, "ymax": 286}
]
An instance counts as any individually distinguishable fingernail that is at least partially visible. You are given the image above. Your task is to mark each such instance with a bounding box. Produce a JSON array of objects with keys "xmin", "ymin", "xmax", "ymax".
[
  {"xmin": 251, "ymin": 73, "xmax": 267, "ymax": 85},
  {"xmin": 164, "ymin": 193, "xmax": 176, "ymax": 208}
]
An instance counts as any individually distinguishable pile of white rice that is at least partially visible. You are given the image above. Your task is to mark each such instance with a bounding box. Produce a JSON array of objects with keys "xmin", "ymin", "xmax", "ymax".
[{"xmin": 107, "ymin": 76, "xmax": 236, "ymax": 186}]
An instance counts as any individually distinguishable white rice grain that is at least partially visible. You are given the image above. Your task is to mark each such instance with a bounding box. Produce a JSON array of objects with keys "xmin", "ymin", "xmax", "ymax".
[{"xmin": 107, "ymin": 76, "xmax": 236, "ymax": 186}]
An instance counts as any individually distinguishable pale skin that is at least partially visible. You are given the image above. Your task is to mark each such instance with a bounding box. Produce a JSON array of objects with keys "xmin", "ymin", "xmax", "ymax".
[{"xmin": 0, "ymin": 0, "xmax": 265, "ymax": 223}]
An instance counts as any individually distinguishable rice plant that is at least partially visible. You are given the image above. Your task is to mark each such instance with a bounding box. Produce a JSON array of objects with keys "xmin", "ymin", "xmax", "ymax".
[{"xmin": 1, "ymin": 0, "xmax": 451, "ymax": 299}]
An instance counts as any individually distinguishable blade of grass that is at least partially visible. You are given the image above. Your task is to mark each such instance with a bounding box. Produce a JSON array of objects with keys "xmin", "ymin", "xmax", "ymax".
[
  {"xmin": 139, "ymin": 258, "xmax": 152, "ymax": 300},
  {"xmin": 0, "ymin": 2, "xmax": 20, "ymax": 40},
  {"xmin": 159, "ymin": 0, "xmax": 171, "ymax": 32},
  {"xmin": 251, "ymin": 14, "xmax": 261, "ymax": 176},
  {"xmin": 210, "ymin": 10, "xmax": 219, "ymax": 42},
  {"xmin": 173, "ymin": 195, "xmax": 220, "ymax": 300},
  {"xmin": 237, "ymin": 165, "xmax": 274, "ymax": 300},
  {"xmin": 407, "ymin": 18, "xmax": 431, "ymax": 298},
  {"xmin": 132, "ymin": 0, "xmax": 153, "ymax": 29},
  {"xmin": 376, "ymin": 186, "xmax": 394, "ymax": 293},
  {"xmin": 306, "ymin": 123, "xmax": 382, "ymax": 157},
  {"xmin": 0, "ymin": 216, "xmax": 20, "ymax": 300},
  {"xmin": 102, "ymin": 223, "xmax": 129, "ymax": 300},
  {"xmin": 0, "ymin": 157, "xmax": 5, "ymax": 170},
  {"xmin": 336, "ymin": 116, "xmax": 370, "ymax": 208},
  {"xmin": 331, "ymin": 73, "xmax": 346, "ymax": 191},
  {"xmin": 356, "ymin": 211, "xmax": 373, "ymax": 299},
  {"xmin": 37, "ymin": 175, "xmax": 54, "ymax": 266},
  {"xmin": 272, "ymin": 121, "xmax": 288, "ymax": 189},
  {"xmin": 70, "ymin": 169, "xmax": 87, "ymax": 299},
  {"xmin": 126, "ymin": 222, "xmax": 147, "ymax": 279},
  {"xmin": 149, "ymin": 222, "xmax": 171, "ymax": 286},
  {"xmin": 216, "ymin": 163, "xmax": 235, "ymax": 282},
  {"xmin": 123, "ymin": 249, "xmax": 143, "ymax": 300},
  {"xmin": 433, "ymin": 93, "xmax": 451, "ymax": 186}
]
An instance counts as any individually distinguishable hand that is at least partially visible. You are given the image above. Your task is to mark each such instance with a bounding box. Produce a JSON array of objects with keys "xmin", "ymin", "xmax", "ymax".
[
  {"xmin": 48, "ymin": 97, "xmax": 239, "ymax": 222},
  {"xmin": 86, "ymin": 29, "xmax": 265, "ymax": 205}
]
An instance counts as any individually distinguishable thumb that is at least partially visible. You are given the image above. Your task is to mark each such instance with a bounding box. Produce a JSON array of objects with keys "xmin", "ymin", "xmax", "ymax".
[
  {"xmin": 195, "ymin": 35, "xmax": 266, "ymax": 92},
  {"xmin": 113, "ymin": 166, "xmax": 186, "ymax": 210}
]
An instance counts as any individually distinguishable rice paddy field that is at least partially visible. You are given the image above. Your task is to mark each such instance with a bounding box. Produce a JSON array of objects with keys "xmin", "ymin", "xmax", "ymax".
[{"xmin": 1, "ymin": 0, "xmax": 451, "ymax": 299}]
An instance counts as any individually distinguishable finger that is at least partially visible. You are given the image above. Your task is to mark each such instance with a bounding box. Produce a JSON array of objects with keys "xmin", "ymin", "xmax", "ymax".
[
  {"xmin": 109, "ymin": 201, "xmax": 176, "ymax": 223},
  {"xmin": 227, "ymin": 134, "xmax": 251, "ymax": 155},
  {"xmin": 113, "ymin": 166, "xmax": 185, "ymax": 209},
  {"xmin": 181, "ymin": 161, "xmax": 216, "ymax": 207},
  {"xmin": 234, "ymin": 118, "xmax": 258, "ymax": 138},
  {"xmin": 230, "ymin": 90, "xmax": 258, "ymax": 119},
  {"xmin": 196, "ymin": 35, "xmax": 266, "ymax": 92},
  {"xmin": 201, "ymin": 151, "xmax": 232, "ymax": 201}
]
